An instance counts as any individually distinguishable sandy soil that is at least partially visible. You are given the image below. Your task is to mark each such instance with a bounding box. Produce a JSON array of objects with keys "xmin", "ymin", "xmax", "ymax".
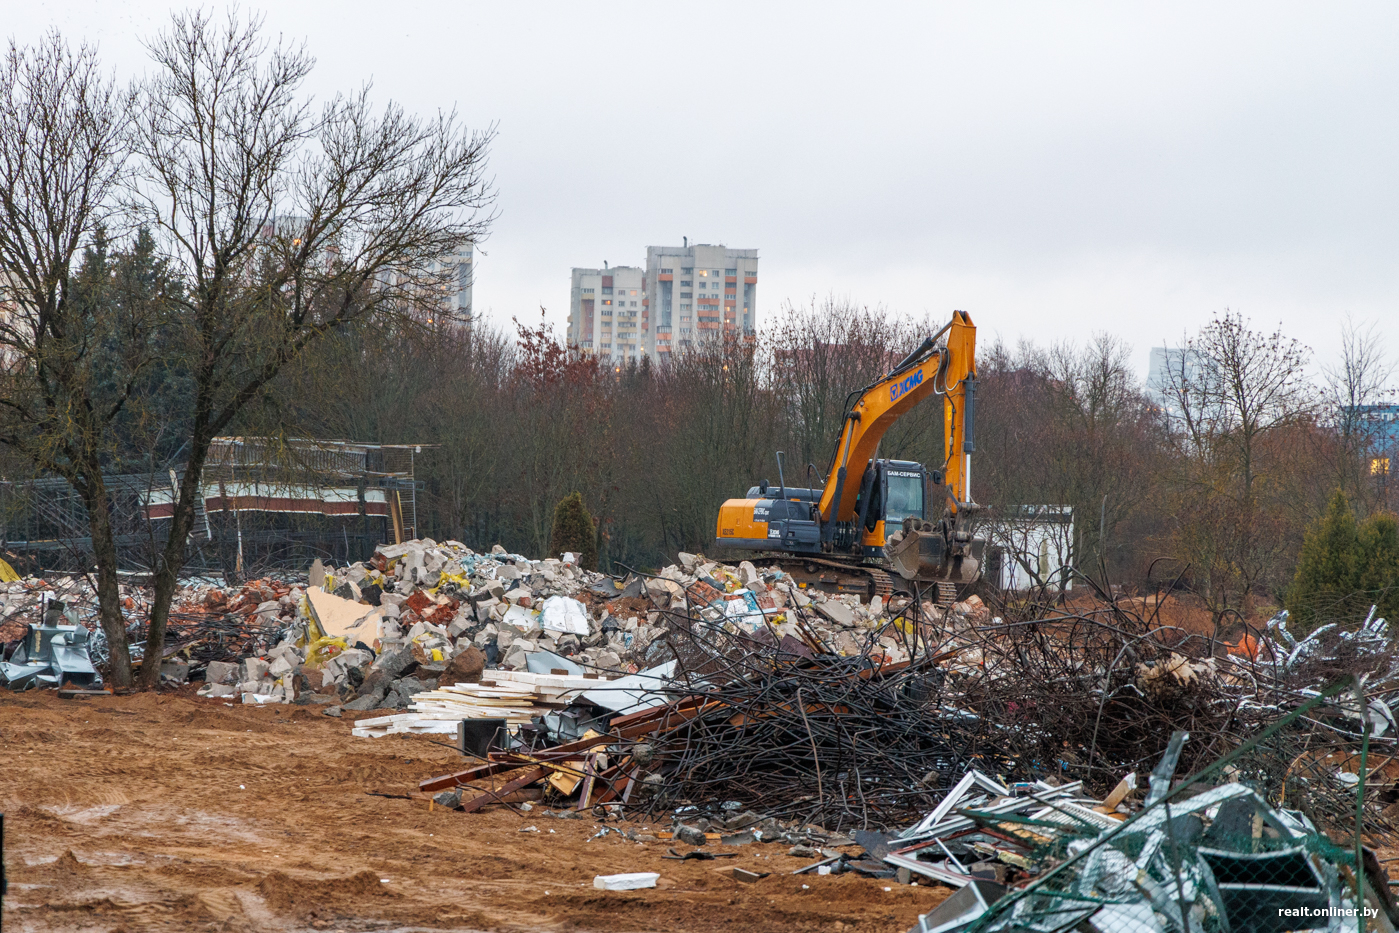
[{"xmin": 0, "ymin": 688, "xmax": 950, "ymax": 933}]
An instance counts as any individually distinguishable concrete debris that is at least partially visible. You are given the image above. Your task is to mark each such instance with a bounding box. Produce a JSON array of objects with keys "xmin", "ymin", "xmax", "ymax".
[
  {"xmin": 165, "ymin": 541, "xmax": 960, "ymax": 709},
  {"xmin": 593, "ymin": 871, "xmax": 659, "ymax": 891}
]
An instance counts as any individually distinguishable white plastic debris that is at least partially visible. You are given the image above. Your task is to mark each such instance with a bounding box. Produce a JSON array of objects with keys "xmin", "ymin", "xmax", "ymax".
[
  {"xmin": 539, "ymin": 595, "xmax": 590, "ymax": 635},
  {"xmin": 594, "ymin": 872, "xmax": 660, "ymax": 891}
]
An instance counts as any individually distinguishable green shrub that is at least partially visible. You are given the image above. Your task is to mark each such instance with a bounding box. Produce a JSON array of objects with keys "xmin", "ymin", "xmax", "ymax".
[
  {"xmin": 1357, "ymin": 511, "xmax": 1399, "ymax": 624},
  {"xmin": 1286, "ymin": 490, "xmax": 1359, "ymax": 628},
  {"xmin": 549, "ymin": 491, "xmax": 597, "ymax": 571},
  {"xmin": 1287, "ymin": 490, "xmax": 1399, "ymax": 628}
]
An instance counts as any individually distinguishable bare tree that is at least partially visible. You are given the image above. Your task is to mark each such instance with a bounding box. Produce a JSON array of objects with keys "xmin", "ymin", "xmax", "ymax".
[
  {"xmin": 767, "ymin": 296, "xmax": 934, "ymax": 483},
  {"xmin": 976, "ymin": 333, "xmax": 1162, "ymax": 587},
  {"xmin": 1323, "ymin": 316, "xmax": 1395, "ymax": 509},
  {"xmin": 124, "ymin": 10, "xmax": 496, "ymax": 686},
  {"xmin": 0, "ymin": 33, "xmax": 150, "ymax": 686},
  {"xmin": 1162, "ymin": 312, "xmax": 1312, "ymax": 618}
]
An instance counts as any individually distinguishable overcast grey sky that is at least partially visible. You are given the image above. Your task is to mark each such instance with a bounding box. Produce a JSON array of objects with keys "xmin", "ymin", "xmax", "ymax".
[{"xmin": 10, "ymin": 2, "xmax": 1399, "ymax": 379}]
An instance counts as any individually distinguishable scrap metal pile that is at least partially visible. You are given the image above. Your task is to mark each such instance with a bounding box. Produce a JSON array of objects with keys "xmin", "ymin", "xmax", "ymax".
[{"xmin": 893, "ymin": 729, "xmax": 1399, "ymax": 933}]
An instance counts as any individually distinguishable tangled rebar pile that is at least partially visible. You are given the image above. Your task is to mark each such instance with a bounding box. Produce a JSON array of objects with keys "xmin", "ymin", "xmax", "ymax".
[{"xmin": 633, "ymin": 581, "xmax": 1399, "ymax": 837}]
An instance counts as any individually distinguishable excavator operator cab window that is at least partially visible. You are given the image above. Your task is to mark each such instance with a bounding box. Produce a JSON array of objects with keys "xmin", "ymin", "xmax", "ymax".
[{"xmin": 885, "ymin": 470, "xmax": 924, "ymax": 523}]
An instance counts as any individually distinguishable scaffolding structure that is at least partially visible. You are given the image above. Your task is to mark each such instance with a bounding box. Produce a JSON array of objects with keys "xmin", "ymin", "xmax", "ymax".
[{"xmin": 0, "ymin": 437, "xmax": 425, "ymax": 578}]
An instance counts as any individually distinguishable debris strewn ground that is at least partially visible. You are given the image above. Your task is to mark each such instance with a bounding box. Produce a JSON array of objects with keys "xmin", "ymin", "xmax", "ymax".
[{"xmin": 6, "ymin": 538, "xmax": 1399, "ymax": 932}]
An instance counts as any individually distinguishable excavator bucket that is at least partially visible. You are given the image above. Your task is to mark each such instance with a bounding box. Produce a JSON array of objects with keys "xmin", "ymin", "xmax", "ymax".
[{"xmin": 887, "ymin": 518, "xmax": 984, "ymax": 585}]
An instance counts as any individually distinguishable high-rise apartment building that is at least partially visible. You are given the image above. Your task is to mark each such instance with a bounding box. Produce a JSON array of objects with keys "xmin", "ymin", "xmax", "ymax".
[
  {"xmin": 566, "ymin": 243, "xmax": 757, "ymax": 363},
  {"xmin": 568, "ymin": 264, "xmax": 646, "ymax": 363},
  {"xmin": 429, "ymin": 241, "xmax": 474, "ymax": 326},
  {"xmin": 644, "ymin": 244, "xmax": 758, "ymax": 359}
]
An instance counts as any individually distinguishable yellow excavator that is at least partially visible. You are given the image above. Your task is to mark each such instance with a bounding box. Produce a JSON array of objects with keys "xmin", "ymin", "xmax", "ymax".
[{"xmin": 715, "ymin": 310, "xmax": 986, "ymax": 601}]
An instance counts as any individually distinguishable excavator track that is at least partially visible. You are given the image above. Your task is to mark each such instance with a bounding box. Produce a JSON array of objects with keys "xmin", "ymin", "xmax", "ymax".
[{"xmin": 769, "ymin": 556, "xmax": 896, "ymax": 601}]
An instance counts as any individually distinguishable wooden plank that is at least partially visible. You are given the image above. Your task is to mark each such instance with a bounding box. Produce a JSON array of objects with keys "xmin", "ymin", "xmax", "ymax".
[
  {"xmin": 419, "ymin": 759, "xmax": 527, "ymax": 793},
  {"xmin": 460, "ymin": 766, "xmax": 548, "ymax": 813},
  {"xmin": 576, "ymin": 754, "xmax": 598, "ymax": 811},
  {"xmin": 419, "ymin": 731, "xmax": 622, "ymax": 792}
]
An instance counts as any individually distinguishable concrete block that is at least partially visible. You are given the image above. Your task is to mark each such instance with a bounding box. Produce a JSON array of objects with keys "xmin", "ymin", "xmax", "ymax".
[
  {"xmin": 268, "ymin": 656, "xmax": 293, "ymax": 677},
  {"xmin": 206, "ymin": 660, "xmax": 239, "ymax": 685},
  {"xmin": 646, "ymin": 577, "xmax": 683, "ymax": 608},
  {"xmin": 500, "ymin": 642, "xmax": 529, "ymax": 671},
  {"xmin": 160, "ymin": 659, "xmax": 190, "ymax": 684},
  {"xmin": 372, "ymin": 646, "xmax": 416, "ymax": 679},
  {"xmin": 241, "ymin": 657, "xmax": 270, "ymax": 682}
]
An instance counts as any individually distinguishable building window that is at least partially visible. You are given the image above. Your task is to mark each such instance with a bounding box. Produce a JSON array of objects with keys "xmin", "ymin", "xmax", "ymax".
[
  {"xmin": 681, "ymin": 267, "xmax": 693, "ymax": 274},
  {"xmin": 582, "ymin": 287, "xmax": 594, "ymax": 294},
  {"xmin": 680, "ymin": 292, "xmax": 692, "ymax": 298},
  {"xmin": 680, "ymin": 303, "xmax": 691, "ymax": 311},
  {"xmin": 602, "ymin": 287, "xmax": 612, "ymax": 294},
  {"xmin": 680, "ymin": 280, "xmax": 692, "ymax": 287},
  {"xmin": 630, "ymin": 289, "xmax": 637, "ymax": 296},
  {"xmin": 602, "ymin": 299, "xmax": 612, "ymax": 305},
  {"xmin": 724, "ymin": 268, "xmax": 736, "ymax": 275},
  {"xmin": 661, "ymin": 267, "xmax": 673, "ymax": 273}
]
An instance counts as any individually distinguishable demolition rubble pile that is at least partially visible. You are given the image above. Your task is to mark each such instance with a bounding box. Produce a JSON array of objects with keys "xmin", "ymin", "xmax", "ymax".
[
  {"xmin": 2, "ymin": 537, "xmax": 954, "ymax": 705},
  {"xmin": 187, "ymin": 540, "xmax": 954, "ymax": 710}
]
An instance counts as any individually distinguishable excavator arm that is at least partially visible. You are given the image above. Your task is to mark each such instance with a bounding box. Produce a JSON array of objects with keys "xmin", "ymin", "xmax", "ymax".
[{"xmin": 817, "ymin": 310, "xmax": 978, "ymax": 528}]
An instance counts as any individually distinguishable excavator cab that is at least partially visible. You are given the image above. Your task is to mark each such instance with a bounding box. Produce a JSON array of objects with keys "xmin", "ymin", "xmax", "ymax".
[{"xmin": 844, "ymin": 459, "xmax": 928, "ymax": 553}]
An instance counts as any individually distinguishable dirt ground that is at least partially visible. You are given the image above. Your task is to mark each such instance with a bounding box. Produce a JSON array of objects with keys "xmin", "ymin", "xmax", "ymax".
[{"xmin": 0, "ymin": 688, "xmax": 950, "ymax": 933}]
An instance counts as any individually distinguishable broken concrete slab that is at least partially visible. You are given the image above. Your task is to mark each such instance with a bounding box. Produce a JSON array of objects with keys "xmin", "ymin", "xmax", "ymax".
[
  {"xmin": 306, "ymin": 586, "xmax": 382, "ymax": 643},
  {"xmin": 594, "ymin": 872, "xmax": 659, "ymax": 891},
  {"xmin": 206, "ymin": 660, "xmax": 239, "ymax": 685},
  {"xmin": 815, "ymin": 599, "xmax": 855, "ymax": 626}
]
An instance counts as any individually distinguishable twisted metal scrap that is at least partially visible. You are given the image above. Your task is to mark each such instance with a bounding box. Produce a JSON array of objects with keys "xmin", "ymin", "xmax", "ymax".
[{"xmin": 630, "ymin": 580, "xmax": 1399, "ymax": 838}]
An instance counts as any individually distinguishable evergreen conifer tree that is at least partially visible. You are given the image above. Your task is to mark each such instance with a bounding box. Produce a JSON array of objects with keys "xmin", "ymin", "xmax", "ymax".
[
  {"xmin": 1286, "ymin": 490, "xmax": 1360, "ymax": 628},
  {"xmin": 549, "ymin": 491, "xmax": 597, "ymax": 571},
  {"xmin": 1357, "ymin": 512, "xmax": 1399, "ymax": 623}
]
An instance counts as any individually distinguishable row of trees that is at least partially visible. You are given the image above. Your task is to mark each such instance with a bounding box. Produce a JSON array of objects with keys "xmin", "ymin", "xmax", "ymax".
[{"xmin": 278, "ymin": 301, "xmax": 1393, "ymax": 630}]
